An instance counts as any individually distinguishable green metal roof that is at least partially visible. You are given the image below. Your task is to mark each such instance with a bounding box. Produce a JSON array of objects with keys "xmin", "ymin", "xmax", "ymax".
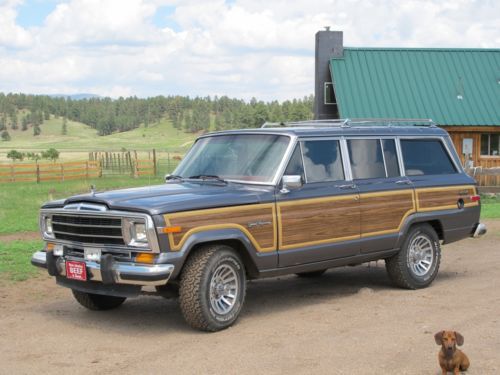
[{"xmin": 330, "ymin": 48, "xmax": 500, "ymax": 126}]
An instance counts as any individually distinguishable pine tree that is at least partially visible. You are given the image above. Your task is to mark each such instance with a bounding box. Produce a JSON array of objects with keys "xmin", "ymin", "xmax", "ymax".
[
  {"xmin": 33, "ymin": 123, "xmax": 41, "ymax": 136},
  {"xmin": 11, "ymin": 112, "xmax": 18, "ymax": 130},
  {"xmin": 21, "ymin": 116, "xmax": 28, "ymax": 131},
  {"xmin": 1, "ymin": 130, "xmax": 10, "ymax": 141},
  {"xmin": 62, "ymin": 117, "xmax": 68, "ymax": 135}
]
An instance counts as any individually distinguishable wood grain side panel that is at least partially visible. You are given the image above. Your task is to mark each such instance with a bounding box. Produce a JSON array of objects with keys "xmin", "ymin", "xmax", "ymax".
[
  {"xmin": 360, "ymin": 191, "xmax": 415, "ymax": 236},
  {"xmin": 279, "ymin": 197, "xmax": 360, "ymax": 249},
  {"xmin": 417, "ymin": 186, "xmax": 478, "ymax": 211},
  {"xmin": 165, "ymin": 205, "xmax": 276, "ymax": 252}
]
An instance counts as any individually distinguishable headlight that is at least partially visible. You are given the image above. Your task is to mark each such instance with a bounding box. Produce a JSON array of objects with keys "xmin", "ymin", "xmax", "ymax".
[
  {"xmin": 41, "ymin": 215, "xmax": 55, "ymax": 239},
  {"xmin": 45, "ymin": 217, "xmax": 53, "ymax": 234},
  {"xmin": 122, "ymin": 218, "xmax": 150, "ymax": 248},
  {"xmin": 133, "ymin": 223, "xmax": 147, "ymax": 243}
]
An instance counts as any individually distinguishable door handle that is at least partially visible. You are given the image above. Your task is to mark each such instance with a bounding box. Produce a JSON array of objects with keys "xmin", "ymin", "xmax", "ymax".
[
  {"xmin": 336, "ymin": 183, "xmax": 357, "ymax": 190},
  {"xmin": 395, "ymin": 180, "xmax": 411, "ymax": 185}
]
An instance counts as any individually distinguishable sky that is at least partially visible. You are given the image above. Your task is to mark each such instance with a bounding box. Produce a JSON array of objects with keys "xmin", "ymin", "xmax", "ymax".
[{"xmin": 0, "ymin": 0, "xmax": 499, "ymax": 101}]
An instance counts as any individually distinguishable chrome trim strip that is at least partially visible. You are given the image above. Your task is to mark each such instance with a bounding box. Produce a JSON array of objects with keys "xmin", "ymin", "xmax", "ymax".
[
  {"xmin": 52, "ymin": 221, "xmax": 122, "ymax": 229},
  {"xmin": 272, "ymin": 135, "xmax": 299, "ymax": 186},
  {"xmin": 340, "ymin": 137, "xmax": 353, "ymax": 181},
  {"xmin": 53, "ymin": 230, "xmax": 123, "ymax": 239},
  {"xmin": 380, "ymin": 139, "xmax": 389, "ymax": 178},
  {"xmin": 31, "ymin": 251, "xmax": 174, "ymax": 287},
  {"xmin": 395, "ymin": 137, "xmax": 406, "ymax": 177}
]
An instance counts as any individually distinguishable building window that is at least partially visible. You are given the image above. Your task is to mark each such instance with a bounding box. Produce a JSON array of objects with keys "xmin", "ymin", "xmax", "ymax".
[{"xmin": 481, "ymin": 134, "xmax": 500, "ymax": 156}]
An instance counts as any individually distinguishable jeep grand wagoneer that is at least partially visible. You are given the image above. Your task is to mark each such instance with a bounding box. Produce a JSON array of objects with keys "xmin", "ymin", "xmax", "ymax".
[{"xmin": 32, "ymin": 119, "xmax": 486, "ymax": 331}]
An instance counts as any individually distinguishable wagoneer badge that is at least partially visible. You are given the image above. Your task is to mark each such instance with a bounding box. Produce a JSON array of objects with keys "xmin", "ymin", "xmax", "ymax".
[{"xmin": 247, "ymin": 221, "xmax": 272, "ymax": 228}]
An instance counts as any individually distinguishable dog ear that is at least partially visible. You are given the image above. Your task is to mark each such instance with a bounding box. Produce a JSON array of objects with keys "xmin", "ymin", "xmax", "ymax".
[
  {"xmin": 455, "ymin": 332, "xmax": 464, "ymax": 346},
  {"xmin": 434, "ymin": 331, "xmax": 444, "ymax": 345}
]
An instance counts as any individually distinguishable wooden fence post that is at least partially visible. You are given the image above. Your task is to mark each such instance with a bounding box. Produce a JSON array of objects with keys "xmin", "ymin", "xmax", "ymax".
[
  {"xmin": 36, "ymin": 164, "xmax": 40, "ymax": 183},
  {"xmin": 134, "ymin": 150, "xmax": 139, "ymax": 178},
  {"xmin": 85, "ymin": 161, "xmax": 89, "ymax": 179},
  {"xmin": 61, "ymin": 163, "xmax": 64, "ymax": 182},
  {"xmin": 153, "ymin": 149, "xmax": 157, "ymax": 176},
  {"xmin": 10, "ymin": 164, "xmax": 14, "ymax": 182}
]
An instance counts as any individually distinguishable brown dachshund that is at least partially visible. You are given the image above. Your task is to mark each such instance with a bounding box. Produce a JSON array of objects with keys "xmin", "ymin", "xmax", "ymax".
[{"xmin": 434, "ymin": 331, "xmax": 470, "ymax": 374}]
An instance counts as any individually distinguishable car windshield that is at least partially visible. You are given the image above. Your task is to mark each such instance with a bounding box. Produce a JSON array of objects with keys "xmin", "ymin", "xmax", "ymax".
[{"xmin": 174, "ymin": 134, "xmax": 290, "ymax": 184}]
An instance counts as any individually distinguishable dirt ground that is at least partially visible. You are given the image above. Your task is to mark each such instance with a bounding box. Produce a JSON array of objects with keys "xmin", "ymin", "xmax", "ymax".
[{"xmin": 1, "ymin": 220, "xmax": 499, "ymax": 375}]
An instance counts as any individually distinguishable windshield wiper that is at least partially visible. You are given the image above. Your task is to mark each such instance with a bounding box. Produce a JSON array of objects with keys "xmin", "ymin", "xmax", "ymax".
[
  {"xmin": 165, "ymin": 174, "xmax": 184, "ymax": 182},
  {"xmin": 188, "ymin": 175, "xmax": 227, "ymax": 184}
]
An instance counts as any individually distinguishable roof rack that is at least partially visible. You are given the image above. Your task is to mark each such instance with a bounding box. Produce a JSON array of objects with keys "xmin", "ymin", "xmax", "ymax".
[{"xmin": 261, "ymin": 118, "xmax": 436, "ymax": 128}]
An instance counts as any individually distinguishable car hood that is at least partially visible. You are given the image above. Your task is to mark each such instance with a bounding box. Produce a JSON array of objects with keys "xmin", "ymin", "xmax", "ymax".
[{"xmin": 42, "ymin": 182, "xmax": 275, "ymax": 215}]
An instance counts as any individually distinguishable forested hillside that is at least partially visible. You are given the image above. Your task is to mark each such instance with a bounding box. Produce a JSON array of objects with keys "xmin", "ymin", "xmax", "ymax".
[{"xmin": 0, "ymin": 93, "xmax": 313, "ymax": 141}]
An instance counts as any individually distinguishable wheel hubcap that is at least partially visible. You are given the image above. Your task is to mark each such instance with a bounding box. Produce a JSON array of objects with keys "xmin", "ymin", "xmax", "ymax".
[
  {"xmin": 210, "ymin": 264, "xmax": 239, "ymax": 315},
  {"xmin": 408, "ymin": 235, "xmax": 434, "ymax": 276}
]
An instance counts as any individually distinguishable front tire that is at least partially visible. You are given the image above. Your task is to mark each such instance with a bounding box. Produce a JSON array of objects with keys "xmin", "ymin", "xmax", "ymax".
[
  {"xmin": 179, "ymin": 245, "xmax": 246, "ymax": 332},
  {"xmin": 72, "ymin": 290, "xmax": 126, "ymax": 310},
  {"xmin": 385, "ymin": 224, "xmax": 441, "ymax": 289}
]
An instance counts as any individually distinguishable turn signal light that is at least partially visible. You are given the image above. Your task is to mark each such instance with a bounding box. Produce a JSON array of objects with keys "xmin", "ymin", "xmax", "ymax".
[
  {"xmin": 46, "ymin": 243, "xmax": 55, "ymax": 251},
  {"xmin": 135, "ymin": 253, "xmax": 155, "ymax": 264},
  {"xmin": 470, "ymin": 195, "xmax": 481, "ymax": 202},
  {"xmin": 161, "ymin": 226, "xmax": 182, "ymax": 234}
]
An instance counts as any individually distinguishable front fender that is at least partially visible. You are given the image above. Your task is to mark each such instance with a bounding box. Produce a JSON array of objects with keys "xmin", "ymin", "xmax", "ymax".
[{"xmin": 165, "ymin": 228, "xmax": 277, "ymax": 279}]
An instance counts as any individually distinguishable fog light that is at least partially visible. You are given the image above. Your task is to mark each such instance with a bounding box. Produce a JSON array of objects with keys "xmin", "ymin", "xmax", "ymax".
[{"xmin": 53, "ymin": 244, "xmax": 64, "ymax": 256}]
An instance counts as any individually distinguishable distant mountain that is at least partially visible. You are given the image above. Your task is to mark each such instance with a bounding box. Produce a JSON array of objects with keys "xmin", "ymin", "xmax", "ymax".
[{"xmin": 49, "ymin": 93, "xmax": 101, "ymax": 100}]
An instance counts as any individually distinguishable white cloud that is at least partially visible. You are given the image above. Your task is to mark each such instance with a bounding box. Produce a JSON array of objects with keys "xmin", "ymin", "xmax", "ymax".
[
  {"xmin": 0, "ymin": 0, "xmax": 498, "ymax": 100},
  {"xmin": 0, "ymin": 0, "xmax": 33, "ymax": 48}
]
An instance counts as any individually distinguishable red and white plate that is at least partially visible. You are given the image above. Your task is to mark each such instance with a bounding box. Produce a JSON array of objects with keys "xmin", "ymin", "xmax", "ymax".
[{"xmin": 65, "ymin": 260, "xmax": 87, "ymax": 281}]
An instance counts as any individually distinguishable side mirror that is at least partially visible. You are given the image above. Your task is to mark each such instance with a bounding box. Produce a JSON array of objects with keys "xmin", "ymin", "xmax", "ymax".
[{"xmin": 281, "ymin": 175, "xmax": 302, "ymax": 193}]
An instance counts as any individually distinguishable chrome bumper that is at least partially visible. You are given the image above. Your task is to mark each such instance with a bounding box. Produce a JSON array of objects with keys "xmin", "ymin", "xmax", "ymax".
[
  {"xmin": 31, "ymin": 251, "xmax": 174, "ymax": 287},
  {"xmin": 472, "ymin": 223, "xmax": 487, "ymax": 238}
]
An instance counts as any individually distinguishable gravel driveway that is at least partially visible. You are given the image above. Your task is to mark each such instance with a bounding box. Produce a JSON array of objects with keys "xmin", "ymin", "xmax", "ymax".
[{"xmin": 1, "ymin": 220, "xmax": 499, "ymax": 374}]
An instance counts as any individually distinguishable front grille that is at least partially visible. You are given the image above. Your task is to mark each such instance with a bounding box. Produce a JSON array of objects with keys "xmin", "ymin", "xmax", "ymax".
[{"xmin": 52, "ymin": 214, "xmax": 125, "ymax": 246}]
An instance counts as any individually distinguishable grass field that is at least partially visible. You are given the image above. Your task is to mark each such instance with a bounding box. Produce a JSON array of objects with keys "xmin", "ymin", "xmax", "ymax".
[
  {"xmin": 0, "ymin": 116, "xmax": 196, "ymax": 158},
  {"xmin": 0, "ymin": 240, "xmax": 44, "ymax": 282},
  {"xmin": 480, "ymin": 194, "xmax": 500, "ymax": 219},
  {"xmin": 0, "ymin": 176, "xmax": 164, "ymax": 234}
]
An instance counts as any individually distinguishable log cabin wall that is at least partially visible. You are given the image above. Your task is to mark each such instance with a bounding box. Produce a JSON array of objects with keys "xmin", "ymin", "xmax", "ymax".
[{"xmin": 443, "ymin": 126, "xmax": 500, "ymax": 186}]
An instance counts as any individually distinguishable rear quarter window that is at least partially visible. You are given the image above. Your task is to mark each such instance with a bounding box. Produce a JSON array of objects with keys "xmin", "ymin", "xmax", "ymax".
[{"xmin": 401, "ymin": 139, "xmax": 457, "ymax": 176}]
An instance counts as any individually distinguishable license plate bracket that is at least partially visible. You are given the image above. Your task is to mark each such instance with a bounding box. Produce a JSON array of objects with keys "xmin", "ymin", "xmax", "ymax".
[{"xmin": 66, "ymin": 260, "xmax": 87, "ymax": 281}]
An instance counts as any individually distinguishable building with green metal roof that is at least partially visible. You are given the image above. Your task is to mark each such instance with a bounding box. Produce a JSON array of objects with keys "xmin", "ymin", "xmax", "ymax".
[{"xmin": 314, "ymin": 30, "xmax": 500, "ymax": 182}]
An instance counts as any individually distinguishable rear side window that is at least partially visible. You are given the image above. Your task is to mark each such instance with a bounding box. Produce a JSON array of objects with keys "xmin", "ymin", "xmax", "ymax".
[
  {"xmin": 302, "ymin": 140, "xmax": 344, "ymax": 182},
  {"xmin": 348, "ymin": 139, "xmax": 386, "ymax": 179},
  {"xmin": 401, "ymin": 139, "xmax": 457, "ymax": 176}
]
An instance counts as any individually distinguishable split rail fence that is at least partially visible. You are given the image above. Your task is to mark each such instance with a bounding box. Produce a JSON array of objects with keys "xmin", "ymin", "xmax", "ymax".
[{"xmin": 0, "ymin": 160, "xmax": 100, "ymax": 183}]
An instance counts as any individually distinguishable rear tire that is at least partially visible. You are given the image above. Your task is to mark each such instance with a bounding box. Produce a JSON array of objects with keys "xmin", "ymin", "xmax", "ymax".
[
  {"xmin": 179, "ymin": 244, "xmax": 246, "ymax": 332},
  {"xmin": 385, "ymin": 224, "xmax": 441, "ymax": 289},
  {"xmin": 72, "ymin": 290, "xmax": 126, "ymax": 310},
  {"xmin": 296, "ymin": 269, "xmax": 327, "ymax": 278}
]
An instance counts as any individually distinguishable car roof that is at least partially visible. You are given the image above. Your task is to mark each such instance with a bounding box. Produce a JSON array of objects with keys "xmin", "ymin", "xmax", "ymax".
[{"xmin": 202, "ymin": 123, "xmax": 448, "ymax": 138}]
